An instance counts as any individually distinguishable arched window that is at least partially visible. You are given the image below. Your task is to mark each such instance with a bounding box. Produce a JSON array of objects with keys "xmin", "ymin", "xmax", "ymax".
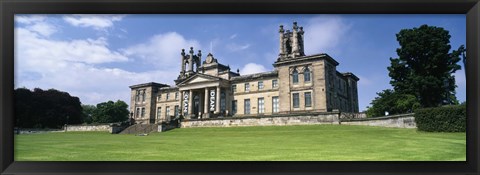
[
  {"xmin": 304, "ymin": 68, "xmax": 311, "ymax": 82},
  {"xmin": 292, "ymin": 69, "xmax": 299, "ymax": 84}
]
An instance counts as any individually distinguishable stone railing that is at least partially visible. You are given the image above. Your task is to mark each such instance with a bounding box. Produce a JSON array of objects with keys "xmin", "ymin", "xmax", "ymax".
[{"xmin": 340, "ymin": 113, "xmax": 416, "ymax": 128}]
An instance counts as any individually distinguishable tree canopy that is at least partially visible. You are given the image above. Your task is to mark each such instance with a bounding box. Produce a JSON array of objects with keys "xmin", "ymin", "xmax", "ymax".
[
  {"xmin": 91, "ymin": 100, "xmax": 129, "ymax": 124},
  {"xmin": 366, "ymin": 89, "xmax": 420, "ymax": 117},
  {"xmin": 367, "ymin": 25, "xmax": 464, "ymax": 117},
  {"xmin": 15, "ymin": 88, "xmax": 83, "ymax": 128},
  {"xmin": 388, "ymin": 24, "xmax": 464, "ymax": 107}
]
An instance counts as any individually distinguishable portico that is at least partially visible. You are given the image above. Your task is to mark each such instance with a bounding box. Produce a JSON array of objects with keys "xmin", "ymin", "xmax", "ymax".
[{"xmin": 177, "ymin": 73, "xmax": 231, "ymax": 119}]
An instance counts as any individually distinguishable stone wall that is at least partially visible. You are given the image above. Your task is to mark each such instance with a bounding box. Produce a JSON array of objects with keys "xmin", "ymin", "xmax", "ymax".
[
  {"xmin": 340, "ymin": 113, "xmax": 416, "ymax": 128},
  {"xmin": 65, "ymin": 124, "xmax": 111, "ymax": 132},
  {"xmin": 180, "ymin": 112, "xmax": 340, "ymax": 128}
]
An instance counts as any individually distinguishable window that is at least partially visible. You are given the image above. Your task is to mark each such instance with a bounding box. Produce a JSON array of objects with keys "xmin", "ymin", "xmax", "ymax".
[
  {"xmin": 292, "ymin": 69, "xmax": 299, "ymax": 84},
  {"xmin": 175, "ymin": 92, "xmax": 179, "ymax": 100},
  {"xmin": 157, "ymin": 107, "xmax": 161, "ymax": 120},
  {"xmin": 166, "ymin": 93, "xmax": 170, "ymax": 100},
  {"xmin": 136, "ymin": 108, "xmax": 140, "ymax": 118},
  {"xmin": 174, "ymin": 105, "xmax": 179, "ymax": 117},
  {"xmin": 135, "ymin": 90, "xmax": 140, "ymax": 102},
  {"xmin": 304, "ymin": 68, "xmax": 311, "ymax": 82},
  {"xmin": 166, "ymin": 106, "xmax": 170, "ymax": 117},
  {"xmin": 142, "ymin": 90, "xmax": 146, "ymax": 102},
  {"xmin": 158, "ymin": 94, "xmax": 162, "ymax": 101},
  {"xmin": 293, "ymin": 93, "xmax": 299, "ymax": 108},
  {"xmin": 305, "ymin": 92, "xmax": 312, "ymax": 107},
  {"xmin": 244, "ymin": 99, "xmax": 251, "ymax": 114},
  {"xmin": 258, "ymin": 98, "xmax": 265, "ymax": 114},
  {"xmin": 245, "ymin": 83, "xmax": 250, "ymax": 92},
  {"xmin": 232, "ymin": 85, "xmax": 237, "ymax": 92},
  {"xmin": 258, "ymin": 81, "xmax": 264, "ymax": 90},
  {"xmin": 141, "ymin": 107, "xmax": 145, "ymax": 118},
  {"xmin": 272, "ymin": 79, "xmax": 278, "ymax": 88},
  {"xmin": 272, "ymin": 96, "xmax": 279, "ymax": 113},
  {"xmin": 232, "ymin": 100, "xmax": 237, "ymax": 115}
]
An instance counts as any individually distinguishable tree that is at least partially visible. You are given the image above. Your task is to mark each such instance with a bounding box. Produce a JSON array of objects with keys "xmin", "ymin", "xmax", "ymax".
[
  {"xmin": 388, "ymin": 25, "xmax": 465, "ymax": 107},
  {"xmin": 15, "ymin": 88, "xmax": 83, "ymax": 128},
  {"xmin": 366, "ymin": 89, "xmax": 420, "ymax": 117},
  {"xmin": 81, "ymin": 104, "xmax": 96, "ymax": 124},
  {"xmin": 91, "ymin": 100, "xmax": 129, "ymax": 123}
]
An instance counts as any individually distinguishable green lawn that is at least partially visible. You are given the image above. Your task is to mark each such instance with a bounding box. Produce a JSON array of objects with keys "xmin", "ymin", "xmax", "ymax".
[{"xmin": 15, "ymin": 125, "xmax": 466, "ymax": 161}]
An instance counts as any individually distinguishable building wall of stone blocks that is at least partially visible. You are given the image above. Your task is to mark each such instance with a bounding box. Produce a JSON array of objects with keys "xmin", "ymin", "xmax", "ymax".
[
  {"xmin": 311, "ymin": 60, "xmax": 328, "ymax": 112},
  {"xmin": 156, "ymin": 100, "xmax": 180, "ymax": 122},
  {"xmin": 231, "ymin": 90, "xmax": 279, "ymax": 116}
]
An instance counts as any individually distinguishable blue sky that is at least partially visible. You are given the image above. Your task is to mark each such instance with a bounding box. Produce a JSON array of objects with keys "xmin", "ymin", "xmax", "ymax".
[{"xmin": 14, "ymin": 14, "xmax": 466, "ymax": 111}]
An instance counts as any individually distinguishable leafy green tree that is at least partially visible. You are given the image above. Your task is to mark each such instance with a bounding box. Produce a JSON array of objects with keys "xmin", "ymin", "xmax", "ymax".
[
  {"xmin": 81, "ymin": 104, "xmax": 96, "ymax": 124},
  {"xmin": 388, "ymin": 24, "xmax": 465, "ymax": 107},
  {"xmin": 91, "ymin": 100, "xmax": 129, "ymax": 123},
  {"xmin": 366, "ymin": 89, "xmax": 420, "ymax": 117},
  {"xmin": 15, "ymin": 88, "xmax": 83, "ymax": 128}
]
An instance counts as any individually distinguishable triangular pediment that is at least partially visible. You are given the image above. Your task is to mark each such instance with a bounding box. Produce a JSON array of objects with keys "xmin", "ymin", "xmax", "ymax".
[{"xmin": 177, "ymin": 73, "xmax": 219, "ymax": 86}]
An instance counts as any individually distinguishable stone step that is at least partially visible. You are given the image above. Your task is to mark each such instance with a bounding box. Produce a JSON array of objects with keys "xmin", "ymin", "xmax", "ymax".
[{"xmin": 119, "ymin": 124, "xmax": 158, "ymax": 134}]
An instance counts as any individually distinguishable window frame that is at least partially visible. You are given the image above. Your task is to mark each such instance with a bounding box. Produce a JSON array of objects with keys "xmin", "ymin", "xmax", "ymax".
[
  {"xmin": 258, "ymin": 81, "xmax": 264, "ymax": 90},
  {"xmin": 272, "ymin": 96, "xmax": 279, "ymax": 113},
  {"xmin": 292, "ymin": 69, "xmax": 299, "ymax": 84},
  {"xmin": 305, "ymin": 92, "xmax": 312, "ymax": 107},
  {"xmin": 258, "ymin": 97, "xmax": 265, "ymax": 114},
  {"xmin": 244, "ymin": 99, "xmax": 251, "ymax": 114},
  {"xmin": 304, "ymin": 67, "xmax": 311, "ymax": 82},
  {"xmin": 272, "ymin": 79, "xmax": 278, "ymax": 88},
  {"xmin": 292, "ymin": 93, "xmax": 300, "ymax": 108}
]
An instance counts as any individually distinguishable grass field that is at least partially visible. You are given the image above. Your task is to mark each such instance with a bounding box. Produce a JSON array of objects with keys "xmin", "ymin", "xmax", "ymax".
[{"xmin": 15, "ymin": 125, "xmax": 466, "ymax": 161}]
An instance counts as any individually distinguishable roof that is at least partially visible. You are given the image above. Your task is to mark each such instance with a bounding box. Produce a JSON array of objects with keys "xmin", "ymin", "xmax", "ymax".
[
  {"xmin": 159, "ymin": 86, "xmax": 179, "ymax": 91},
  {"xmin": 342, "ymin": 72, "xmax": 360, "ymax": 81},
  {"xmin": 129, "ymin": 82, "xmax": 169, "ymax": 89},
  {"xmin": 273, "ymin": 53, "xmax": 340, "ymax": 67},
  {"xmin": 231, "ymin": 70, "xmax": 278, "ymax": 82}
]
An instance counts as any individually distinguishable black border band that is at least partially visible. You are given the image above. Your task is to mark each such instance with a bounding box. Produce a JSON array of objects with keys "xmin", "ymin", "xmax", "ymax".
[{"xmin": 1, "ymin": 0, "xmax": 479, "ymax": 175}]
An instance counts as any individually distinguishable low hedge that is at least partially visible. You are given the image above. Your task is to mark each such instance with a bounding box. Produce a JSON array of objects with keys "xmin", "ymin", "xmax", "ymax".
[{"xmin": 414, "ymin": 105, "xmax": 466, "ymax": 132}]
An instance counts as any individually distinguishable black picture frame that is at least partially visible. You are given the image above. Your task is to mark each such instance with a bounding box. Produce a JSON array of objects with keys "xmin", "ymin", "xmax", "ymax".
[{"xmin": 1, "ymin": 0, "xmax": 479, "ymax": 174}]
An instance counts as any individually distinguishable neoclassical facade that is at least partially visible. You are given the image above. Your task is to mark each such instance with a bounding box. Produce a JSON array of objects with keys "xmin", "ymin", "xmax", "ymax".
[{"xmin": 130, "ymin": 22, "xmax": 359, "ymax": 124}]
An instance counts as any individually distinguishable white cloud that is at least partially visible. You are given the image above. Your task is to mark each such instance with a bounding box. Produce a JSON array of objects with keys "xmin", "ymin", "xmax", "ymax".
[
  {"xmin": 226, "ymin": 43, "xmax": 250, "ymax": 52},
  {"xmin": 63, "ymin": 14, "xmax": 125, "ymax": 30},
  {"xmin": 16, "ymin": 28, "xmax": 128, "ymax": 65},
  {"xmin": 14, "ymin": 21, "xmax": 152, "ymax": 106},
  {"xmin": 15, "ymin": 15, "xmax": 47, "ymax": 24},
  {"xmin": 28, "ymin": 22, "xmax": 57, "ymax": 37},
  {"xmin": 122, "ymin": 32, "xmax": 201, "ymax": 68},
  {"xmin": 15, "ymin": 15, "xmax": 57, "ymax": 37},
  {"xmin": 303, "ymin": 16, "xmax": 351, "ymax": 55},
  {"xmin": 240, "ymin": 63, "xmax": 268, "ymax": 75}
]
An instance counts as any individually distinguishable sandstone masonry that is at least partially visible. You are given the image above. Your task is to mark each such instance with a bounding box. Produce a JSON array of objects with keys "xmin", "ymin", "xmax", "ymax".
[{"xmin": 129, "ymin": 22, "xmax": 360, "ymax": 124}]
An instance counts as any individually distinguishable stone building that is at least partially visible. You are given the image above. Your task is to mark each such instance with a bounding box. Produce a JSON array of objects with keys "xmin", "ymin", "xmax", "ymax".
[{"xmin": 129, "ymin": 22, "xmax": 359, "ymax": 124}]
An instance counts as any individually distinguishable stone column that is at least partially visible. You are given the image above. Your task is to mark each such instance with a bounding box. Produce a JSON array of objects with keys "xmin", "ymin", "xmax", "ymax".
[
  {"xmin": 179, "ymin": 90, "xmax": 184, "ymax": 116},
  {"xmin": 204, "ymin": 88, "xmax": 209, "ymax": 118},
  {"xmin": 216, "ymin": 87, "xmax": 221, "ymax": 114},
  {"xmin": 225, "ymin": 89, "xmax": 230, "ymax": 116},
  {"xmin": 188, "ymin": 90, "xmax": 193, "ymax": 118}
]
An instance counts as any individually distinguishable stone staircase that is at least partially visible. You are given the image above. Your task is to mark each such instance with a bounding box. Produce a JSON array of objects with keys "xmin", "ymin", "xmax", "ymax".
[{"xmin": 119, "ymin": 124, "xmax": 158, "ymax": 134}]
